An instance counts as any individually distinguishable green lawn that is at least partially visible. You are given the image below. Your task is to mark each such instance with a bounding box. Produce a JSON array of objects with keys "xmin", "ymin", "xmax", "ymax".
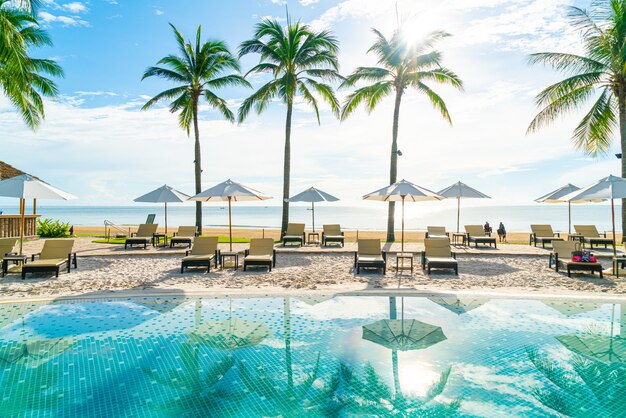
[{"xmin": 92, "ymin": 236, "xmax": 260, "ymax": 245}]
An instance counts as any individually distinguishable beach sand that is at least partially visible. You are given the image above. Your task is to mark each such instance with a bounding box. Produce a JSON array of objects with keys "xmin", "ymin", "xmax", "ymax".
[{"xmin": 1, "ymin": 236, "xmax": 624, "ymax": 301}]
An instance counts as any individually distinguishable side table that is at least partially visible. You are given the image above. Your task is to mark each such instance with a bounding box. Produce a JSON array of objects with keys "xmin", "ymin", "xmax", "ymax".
[{"xmin": 220, "ymin": 251, "xmax": 239, "ymax": 270}]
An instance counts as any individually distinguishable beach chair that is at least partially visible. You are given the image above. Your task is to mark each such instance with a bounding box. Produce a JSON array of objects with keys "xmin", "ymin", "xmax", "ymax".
[
  {"xmin": 170, "ymin": 226, "xmax": 198, "ymax": 248},
  {"xmin": 529, "ymin": 224, "xmax": 563, "ymax": 248},
  {"xmin": 0, "ymin": 238, "xmax": 17, "ymax": 276},
  {"xmin": 0, "ymin": 238, "xmax": 16, "ymax": 257},
  {"xmin": 180, "ymin": 236, "xmax": 219, "ymax": 273},
  {"xmin": 322, "ymin": 224, "xmax": 345, "ymax": 247},
  {"xmin": 354, "ymin": 239, "xmax": 386, "ymax": 274},
  {"xmin": 21, "ymin": 239, "xmax": 77, "ymax": 279},
  {"xmin": 421, "ymin": 238, "xmax": 458, "ymax": 274},
  {"xmin": 282, "ymin": 223, "xmax": 305, "ymax": 246},
  {"xmin": 574, "ymin": 225, "xmax": 615, "ymax": 250},
  {"xmin": 145, "ymin": 214, "xmax": 156, "ymax": 224},
  {"xmin": 465, "ymin": 225, "xmax": 497, "ymax": 248},
  {"xmin": 243, "ymin": 238, "xmax": 276, "ymax": 271},
  {"xmin": 425, "ymin": 226, "xmax": 448, "ymax": 239},
  {"xmin": 125, "ymin": 224, "xmax": 158, "ymax": 249},
  {"xmin": 549, "ymin": 240, "xmax": 603, "ymax": 278}
]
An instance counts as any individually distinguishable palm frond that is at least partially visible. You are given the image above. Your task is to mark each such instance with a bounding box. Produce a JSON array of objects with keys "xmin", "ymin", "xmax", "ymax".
[
  {"xmin": 415, "ymin": 82, "xmax": 452, "ymax": 124},
  {"xmin": 528, "ymin": 85, "xmax": 597, "ymax": 133},
  {"xmin": 572, "ymin": 87, "xmax": 616, "ymax": 156},
  {"xmin": 340, "ymin": 81, "xmax": 393, "ymax": 120}
]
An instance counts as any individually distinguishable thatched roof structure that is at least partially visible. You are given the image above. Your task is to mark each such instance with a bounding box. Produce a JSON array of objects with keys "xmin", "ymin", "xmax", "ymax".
[{"xmin": 0, "ymin": 161, "xmax": 35, "ymax": 181}]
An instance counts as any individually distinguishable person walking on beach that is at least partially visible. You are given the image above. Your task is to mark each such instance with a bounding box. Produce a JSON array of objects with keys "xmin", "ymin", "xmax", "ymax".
[
  {"xmin": 484, "ymin": 221, "xmax": 492, "ymax": 235},
  {"xmin": 497, "ymin": 222, "xmax": 506, "ymax": 242}
]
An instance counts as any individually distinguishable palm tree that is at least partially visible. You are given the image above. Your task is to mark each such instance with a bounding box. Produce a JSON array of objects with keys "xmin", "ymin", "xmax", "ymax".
[
  {"xmin": 527, "ymin": 1, "xmax": 626, "ymax": 238},
  {"xmin": 0, "ymin": 0, "xmax": 63, "ymax": 129},
  {"xmin": 142, "ymin": 24, "xmax": 249, "ymax": 230},
  {"xmin": 238, "ymin": 18, "xmax": 341, "ymax": 237},
  {"xmin": 341, "ymin": 28, "xmax": 463, "ymax": 242}
]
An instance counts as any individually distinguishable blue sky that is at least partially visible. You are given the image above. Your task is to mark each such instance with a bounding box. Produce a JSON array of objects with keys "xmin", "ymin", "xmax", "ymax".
[{"xmin": 1, "ymin": 0, "xmax": 620, "ymax": 209}]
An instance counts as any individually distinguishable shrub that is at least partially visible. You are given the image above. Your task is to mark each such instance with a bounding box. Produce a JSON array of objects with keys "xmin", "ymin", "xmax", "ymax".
[{"xmin": 37, "ymin": 218, "xmax": 71, "ymax": 238}]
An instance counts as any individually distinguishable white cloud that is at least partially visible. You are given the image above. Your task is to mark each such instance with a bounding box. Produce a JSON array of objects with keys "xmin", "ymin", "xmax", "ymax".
[
  {"xmin": 154, "ymin": 8, "xmax": 164, "ymax": 16},
  {"xmin": 299, "ymin": 0, "xmax": 319, "ymax": 5},
  {"xmin": 62, "ymin": 2, "xmax": 87, "ymax": 13},
  {"xmin": 270, "ymin": 0, "xmax": 286, "ymax": 4},
  {"xmin": 38, "ymin": 11, "xmax": 89, "ymax": 27}
]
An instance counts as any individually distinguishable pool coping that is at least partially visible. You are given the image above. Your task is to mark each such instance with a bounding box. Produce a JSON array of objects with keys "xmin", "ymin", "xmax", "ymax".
[{"xmin": 2, "ymin": 287, "xmax": 626, "ymax": 305}]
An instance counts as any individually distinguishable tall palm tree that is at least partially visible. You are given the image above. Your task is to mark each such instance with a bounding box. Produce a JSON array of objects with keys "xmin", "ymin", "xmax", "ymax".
[
  {"xmin": 341, "ymin": 28, "xmax": 463, "ymax": 242},
  {"xmin": 142, "ymin": 24, "xmax": 249, "ymax": 230},
  {"xmin": 0, "ymin": 0, "xmax": 63, "ymax": 129},
  {"xmin": 238, "ymin": 18, "xmax": 341, "ymax": 237},
  {"xmin": 528, "ymin": 0, "xmax": 626, "ymax": 238}
]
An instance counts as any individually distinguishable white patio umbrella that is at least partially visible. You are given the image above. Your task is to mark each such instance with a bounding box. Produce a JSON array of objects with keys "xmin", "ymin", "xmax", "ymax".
[
  {"xmin": 188, "ymin": 179, "xmax": 271, "ymax": 251},
  {"xmin": 562, "ymin": 175, "xmax": 626, "ymax": 260},
  {"xmin": 0, "ymin": 174, "xmax": 77, "ymax": 254},
  {"xmin": 535, "ymin": 184, "xmax": 581, "ymax": 235},
  {"xmin": 134, "ymin": 185, "xmax": 190, "ymax": 234},
  {"xmin": 437, "ymin": 181, "xmax": 490, "ymax": 233},
  {"xmin": 363, "ymin": 179, "xmax": 443, "ymax": 253},
  {"xmin": 289, "ymin": 187, "xmax": 339, "ymax": 232}
]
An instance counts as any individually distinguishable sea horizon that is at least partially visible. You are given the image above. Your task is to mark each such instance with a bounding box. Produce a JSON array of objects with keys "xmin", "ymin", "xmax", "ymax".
[{"xmin": 2, "ymin": 204, "xmax": 621, "ymax": 232}]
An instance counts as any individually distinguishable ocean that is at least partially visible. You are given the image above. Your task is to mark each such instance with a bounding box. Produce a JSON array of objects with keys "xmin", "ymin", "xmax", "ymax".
[{"xmin": 1, "ymin": 204, "xmax": 621, "ymax": 232}]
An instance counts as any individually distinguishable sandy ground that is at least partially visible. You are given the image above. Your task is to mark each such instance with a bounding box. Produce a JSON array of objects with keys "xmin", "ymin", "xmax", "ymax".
[{"xmin": 1, "ymin": 235, "xmax": 626, "ymax": 301}]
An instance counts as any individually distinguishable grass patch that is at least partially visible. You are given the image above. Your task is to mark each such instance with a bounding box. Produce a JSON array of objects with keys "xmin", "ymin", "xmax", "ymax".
[{"xmin": 92, "ymin": 236, "xmax": 259, "ymax": 245}]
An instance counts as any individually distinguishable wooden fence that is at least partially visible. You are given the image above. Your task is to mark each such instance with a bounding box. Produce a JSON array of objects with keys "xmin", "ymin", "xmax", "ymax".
[{"xmin": 0, "ymin": 215, "xmax": 40, "ymax": 238}]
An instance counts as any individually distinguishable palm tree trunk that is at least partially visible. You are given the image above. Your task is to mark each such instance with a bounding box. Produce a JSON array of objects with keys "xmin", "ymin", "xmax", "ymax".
[
  {"xmin": 613, "ymin": 84, "xmax": 626, "ymax": 244},
  {"xmin": 193, "ymin": 97, "xmax": 203, "ymax": 232},
  {"xmin": 281, "ymin": 102, "xmax": 293, "ymax": 237},
  {"xmin": 386, "ymin": 88, "xmax": 403, "ymax": 242}
]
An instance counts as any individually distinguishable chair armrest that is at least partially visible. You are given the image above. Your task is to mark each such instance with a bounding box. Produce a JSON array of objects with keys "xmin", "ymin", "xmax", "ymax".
[
  {"xmin": 31, "ymin": 252, "xmax": 41, "ymax": 261},
  {"xmin": 173, "ymin": 232, "xmax": 178, "ymax": 237},
  {"xmin": 425, "ymin": 232, "xmax": 429, "ymax": 238},
  {"xmin": 555, "ymin": 232, "xmax": 560, "ymax": 237},
  {"xmin": 185, "ymin": 250, "xmax": 191, "ymax": 256},
  {"xmin": 244, "ymin": 249, "xmax": 250, "ymax": 256},
  {"xmin": 452, "ymin": 252, "xmax": 456, "ymax": 259},
  {"xmin": 130, "ymin": 232, "xmax": 137, "ymax": 237},
  {"xmin": 602, "ymin": 232, "xmax": 607, "ymax": 238},
  {"xmin": 446, "ymin": 232, "xmax": 450, "ymax": 237}
]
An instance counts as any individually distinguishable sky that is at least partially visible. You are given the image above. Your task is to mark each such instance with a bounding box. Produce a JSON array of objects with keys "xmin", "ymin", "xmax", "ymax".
[{"xmin": 1, "ymin": 0, "xmax": 621, "ymax": 209}]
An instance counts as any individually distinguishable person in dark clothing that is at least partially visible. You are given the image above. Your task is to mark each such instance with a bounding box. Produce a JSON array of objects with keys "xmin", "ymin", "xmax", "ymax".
[
  {"xmin": 484, "ymin": 221, "xmax": 492, "ymax": 235},
  {"xmin": 497, "ymin": 222, "xmax": 506, "ymax": 242}
]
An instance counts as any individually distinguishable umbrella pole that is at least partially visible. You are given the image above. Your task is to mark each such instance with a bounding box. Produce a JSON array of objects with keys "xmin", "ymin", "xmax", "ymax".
[
  {"xmin": 401, "ymin": 196, "xmax": 405, "ymax": 254},
  {"xmin": 457, "ymin": 196, "xmax": 461, "ymax": 233},
  {"xmin": 164, "ymin": 202, "xmax": 168, "ymax": 235},
  {"xmin": 312, "ymin": 201, "xmax": 315, "ymax": 233},
  {"xmin": 19, "ymin": 198, "xmax": 25, "ymax": 255},
  {"xmin": 228, "ymin": 197, "xmax": 233, "ymax": 252},
  {"xmin": 612, "ymin": 198, "xmax": 617, "ymax": 260},
  {"xmin": 33, "ymin": 198, "xmax": 36, "ymax": 215},
  {"xmin": 568, "ymin": 201, "xmax": 571, "ymax": 236}
]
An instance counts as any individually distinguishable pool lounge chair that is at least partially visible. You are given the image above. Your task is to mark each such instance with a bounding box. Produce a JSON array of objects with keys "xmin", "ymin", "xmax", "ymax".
[
  {"xmin": 282, "ymin": 223, "xmax": 305, "ymax": 246},
  {"xmin": 529, "ymin": 224, "xmax": 563, "ymax": 248},
  {"xmin": 125, "ymin": 224, "xmax": 158, "ymax": 249},
  {"xmin": 465, "ymin": 225, "xmax": 497, "ymax": 248},
  {"xmin": 574, "ymin": 225, "xmax": 615, "ymax": 250},
  {"xmin": 322, "ymin": 224, "xmax": 345, "ymax": 247},
  {"xmin": 180, "ymin": 236, "xmax": 219, "ymax": 273},
  {"xmin": 421, "ymin": 238, "xmax": 458, "ymax": 274},
  {"xmin": 22, "ymin": 239, "xmax": 77, "ymax": 279},
  {"xmin": 549, "ymin": 240, "xmax": 603, "ymax": 278},
  {"xmin": 145, "ymin": 214, "xmax": 156, "ymax": 224},
  {"xmin": 354, "ymin": 239, "xmax": 386, "ymax": 274},
  {"xmin": 243, "ymin": 238, "xmax": 276, "ymax": 271},
  {"xmin": 170, "ymin": 226, "xmax": 198, "ymax": 248},
  {"xmin": 425, "ymin": 226, "xmax": 449, "ymax": 239},
  {"xmin": 0, "ymin": 238, "xmax": 16, "ymax": 258}
]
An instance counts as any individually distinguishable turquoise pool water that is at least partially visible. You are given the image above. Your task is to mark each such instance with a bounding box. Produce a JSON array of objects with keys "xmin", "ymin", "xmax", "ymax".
[{"xmin": 0, "ymin": 295, "xmax": 625, "ymax": 417}]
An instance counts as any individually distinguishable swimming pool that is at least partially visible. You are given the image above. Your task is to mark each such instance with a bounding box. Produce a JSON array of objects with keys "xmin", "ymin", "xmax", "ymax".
[{"xmin": 0, "ymin": 294, "xmax": 624, "ymax": 417}]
